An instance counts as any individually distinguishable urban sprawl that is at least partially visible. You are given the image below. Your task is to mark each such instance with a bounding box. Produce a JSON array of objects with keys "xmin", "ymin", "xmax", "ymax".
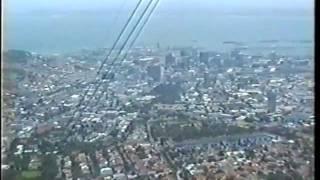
[{"xmin": 2, "ymin": 46, "xmax": 314, "ymax": 180}]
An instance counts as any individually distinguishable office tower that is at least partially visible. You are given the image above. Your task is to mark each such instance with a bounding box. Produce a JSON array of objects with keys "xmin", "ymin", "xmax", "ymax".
[
  {"xmin": 269, "ymin": 51, "xmax": 277, "ymax": 61},
  {"xmin": 203, "ymin": 71, "xmax": 210, "ymax": 87},
  {"xmin": 160, "ymin": 66, "xmax": 165, "ymax": 83},
  {"xmin": 147, "ymin": 65, "xmax": 162, "ymax": 82},
  {"xmin": 199, "ymin": 51, "xmax": 210, "ymax": 65},
  {"xmin": 267, "ymin": 90, "xmax": 276, "ymax": 113},
  {"xmin": 165, "ymin": 53, "xmax": 175, "ymax": 67},
  {"xmin": 180, "ymin": 49, "xmax": 189, "ymax": 57},
  {"xmin": 230, "ymin": 48, "xmax": 243, "ymax": 66},
  {"xmin": 211, "ymin": 54, "xmax": 222, "ymax": 67}
]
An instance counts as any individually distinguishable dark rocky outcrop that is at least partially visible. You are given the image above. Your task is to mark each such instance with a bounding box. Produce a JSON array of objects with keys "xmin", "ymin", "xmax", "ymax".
[{"xmin": 3, "ymin": 49, "xmax": 32, "ymax": 90}]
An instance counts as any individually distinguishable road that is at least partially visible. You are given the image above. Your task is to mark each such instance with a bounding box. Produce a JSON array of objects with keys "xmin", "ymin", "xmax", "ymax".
[{"xmin": 176, "ymin": 169, "xmax": 183, "ymax": 180}]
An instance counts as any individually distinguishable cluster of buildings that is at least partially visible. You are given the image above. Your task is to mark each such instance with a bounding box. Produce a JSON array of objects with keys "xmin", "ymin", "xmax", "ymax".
[{"xmin": 1, "ymin": 45, "xmax": 314, "ymax": 179}]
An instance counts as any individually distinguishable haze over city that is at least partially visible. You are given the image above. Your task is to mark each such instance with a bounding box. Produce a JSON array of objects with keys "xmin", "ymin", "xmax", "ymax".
[{"xmin": 2, "ymin": 0, "xmax": 314, "ymax": 180}]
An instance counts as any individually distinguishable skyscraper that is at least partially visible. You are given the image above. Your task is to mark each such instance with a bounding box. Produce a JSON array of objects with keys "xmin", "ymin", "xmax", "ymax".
[
  {"xmin": 160, "ymin": 66, "xmax": 165, "ymax": 83},
  {"xmin": 147, "ymin": 65, "xmax": 162, "ymax": 82},
  {"xmin": 230, "ymin": 49, "xmax": 243, "ymax": 67},
  {"xmin": 203, "ymin": 71, "xmax": 210, "ymax": 87},
  {"xmin": 199, "ymin": 51, "xmax": 210, "ymax": 65},
  {"xmin": 267, "ymin": 90, "xmax": 276, "ymax": 113},
  {"xmin": 165, "ymin": 53, "xmax": 175, "ymax": 67},
  {"xmin": 180, "ymin": 49, "xmax": 189, "ymax": 57}
]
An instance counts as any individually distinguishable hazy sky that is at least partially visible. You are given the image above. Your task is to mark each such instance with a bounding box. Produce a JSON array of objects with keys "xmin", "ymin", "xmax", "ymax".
[
  {"xmin": 5, "ymin": 0, "xmax": 314, "ymax": 14},
  {"xmin": 3, "ymin": 0, "xmax": 313, "ymax": 53}
]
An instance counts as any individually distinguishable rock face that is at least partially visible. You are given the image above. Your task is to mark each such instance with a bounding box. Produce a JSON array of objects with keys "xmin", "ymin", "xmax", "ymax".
[
  {"xmin": 2, "ymin": 50, "xmax": 31, "ymax": 154},
  {"xmin": 3, "ymin": 49, "xmax": 32, "ymax": 89},
  {"xmin": 3, "ymin": 49, "xmax": 31, "ymax": 63}
]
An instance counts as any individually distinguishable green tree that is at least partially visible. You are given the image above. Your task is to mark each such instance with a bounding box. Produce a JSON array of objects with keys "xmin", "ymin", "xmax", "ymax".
[
  {"xmin": 40, "ymin": 154, "xmax": 58, "ymax": 180},
  {"xmin": 265, "ymin": 171, "xmax": 292, "ymax": 180}
]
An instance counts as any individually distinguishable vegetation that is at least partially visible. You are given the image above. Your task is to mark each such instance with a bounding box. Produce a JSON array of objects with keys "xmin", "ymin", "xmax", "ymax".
[
  {"xmin": 21, "ymin": 170, "xmax": 41, "ymax": 180},
  {"xmin": 151, "ymin": 83, "xmax": 182, "ymax": 104},
  {"xmin": 2, "ymin": 168, "xmax": 19, "ymax": 180},
  {"xmin": 3, "ymin": 49, "xmax": 31, "ymax": 63},
  {"xmin": 151, "ymin": 122, "xmax": 254, "ymax": 142},
  {"xmin": 89, "ymin": 152, "xmax": 100, "ymax": 176},
  {"xmin": 40, "ymin": 154, "xmax": 58, "ymax": 180},
  {"xmin": 263, "ymin": 171, "xmax": 293, "ymax": 180},
  {"xmin": 70, "ymin": 155, "xmax": 82, "ymax": 180}
]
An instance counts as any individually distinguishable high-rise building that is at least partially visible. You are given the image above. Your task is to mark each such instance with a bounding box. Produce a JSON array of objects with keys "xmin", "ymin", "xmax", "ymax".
[
  {"xmin": 176, "ymin": 57, "xmax": 190, "ymax": 70},
  {"xmin": 160, "ymin": 66, "xmax": 165, "ymax": 83},
  {"xmin": 180, "ymin": 49, "xmax": 189, "ymax": 57},
  {"xmin": 147, "ymin": 65, "xmax": 162, "ymax": 82},
  {"xmin": 165, "ymin": 53, "xmax": 175, "ymax": 67},
  {"xmin": 203, "ymin": 71, "xmax": 210, "ymax": 87},
  {"xmin": 211, "ymin": 54, "xmax": 222, "ymax": 67},
  {"xmin": 268, "ymin": 51, "xmax": 277, "ymax": 61},
  {"xmin": 199, "ymin": 51, "xmax": 210, "ymax": 65},
  {"xmin": 230, "ymin": 48, "xmax": 244, "ymax": 66},
  {"xmin": 230, "ymin": 49, "xmax": 240, "ymax": 58},
  {"xmin": 267, "ymin": 90, "xmax": 276, "ymax": 113}
]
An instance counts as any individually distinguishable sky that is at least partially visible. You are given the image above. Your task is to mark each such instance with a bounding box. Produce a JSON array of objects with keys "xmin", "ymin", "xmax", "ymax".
[
  {"xmin": 3, "ymin": 0, "xmax": 314, "ymax": 53},
  {"xmin": 4, "ymin": 0, "xmax": 314, "ymax": 14}
]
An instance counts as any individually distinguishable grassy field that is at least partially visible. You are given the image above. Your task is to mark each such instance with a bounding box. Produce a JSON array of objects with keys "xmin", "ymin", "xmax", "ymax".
[{"xmin": 21, "ymin": 170, "xmax": 41, "ymax": 179}]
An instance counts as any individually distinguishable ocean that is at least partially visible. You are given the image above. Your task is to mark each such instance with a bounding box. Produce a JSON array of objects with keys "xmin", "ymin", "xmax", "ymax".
[{"xmin": 3, "ymin": 10, "xmax": 314, "ymax": 56}]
